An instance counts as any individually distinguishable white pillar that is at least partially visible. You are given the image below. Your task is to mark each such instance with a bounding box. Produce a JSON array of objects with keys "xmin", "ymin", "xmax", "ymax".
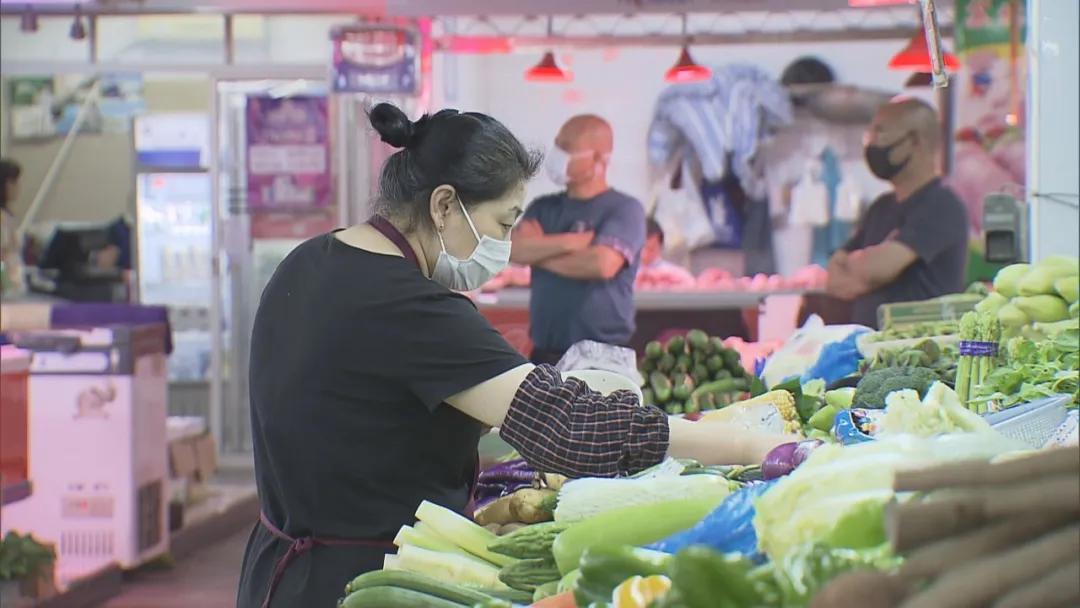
[{"xmin": 1026, "ymin": 0, "xmax": 1080, "ymax": 261}]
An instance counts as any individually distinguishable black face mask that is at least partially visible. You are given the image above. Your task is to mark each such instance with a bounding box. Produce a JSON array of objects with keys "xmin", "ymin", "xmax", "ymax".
[{"xmin": 864, "ymin": 132, "xmax": 914, "ymax": 180}]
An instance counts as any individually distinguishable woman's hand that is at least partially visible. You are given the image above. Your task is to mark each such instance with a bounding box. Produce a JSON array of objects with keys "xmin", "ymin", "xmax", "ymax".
[{"xmin": 667, "ymin": 417, "xmax": 799, "ymax": 466}]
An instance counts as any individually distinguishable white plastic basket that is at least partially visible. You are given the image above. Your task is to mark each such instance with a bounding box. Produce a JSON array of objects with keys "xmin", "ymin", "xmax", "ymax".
[{"xmin": 984, "ymin": 395, "xmax": 1071, "ymax": 449}]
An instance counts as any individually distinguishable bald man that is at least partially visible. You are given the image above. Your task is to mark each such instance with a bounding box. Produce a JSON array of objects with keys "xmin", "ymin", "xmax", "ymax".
[
  {"xmin": 511, "ymin": 115, "xmax": 646, "ymax": 364},
  {"xmin": 826, "ymin": 98, "xmax": 969, "ymax": 328}
]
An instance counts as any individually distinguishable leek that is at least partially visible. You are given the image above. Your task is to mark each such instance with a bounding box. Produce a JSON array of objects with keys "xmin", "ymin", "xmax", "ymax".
[
  {"xmin": 394, "ymin": 525, "xmax": 470, "ymax": 556},
  {"xmin": 415, "ymin": 501, "xmax": 517, "ymax": 567},
  {"xmin": 396, "ymin": 544, "xmax": 509, "ymax": 590}
]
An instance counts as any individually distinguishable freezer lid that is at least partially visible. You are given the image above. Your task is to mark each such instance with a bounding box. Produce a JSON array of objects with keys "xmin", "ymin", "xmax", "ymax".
[
  {"xmin": 12, "ymin": 324, "xmax": 168, "ymax": 375},
  {"xmin": 0, "ymin": 345, "xmax": 32, "ymax": 373}
]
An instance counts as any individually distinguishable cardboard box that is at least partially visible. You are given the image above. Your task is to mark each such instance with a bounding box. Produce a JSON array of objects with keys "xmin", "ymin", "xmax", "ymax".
[{"xmin": 167, "ymin": 432, "xmax": 217, "ymax": 486}]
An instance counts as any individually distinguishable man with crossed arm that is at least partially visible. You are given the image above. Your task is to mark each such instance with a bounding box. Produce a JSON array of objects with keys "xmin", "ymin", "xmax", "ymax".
[
  {"xmin": 827, "ymin": 98, "xmax": 969, "ymax": 328},
  {"xmin": 511, "ymin": 115, "xmax": 646, "ymax": 364}
]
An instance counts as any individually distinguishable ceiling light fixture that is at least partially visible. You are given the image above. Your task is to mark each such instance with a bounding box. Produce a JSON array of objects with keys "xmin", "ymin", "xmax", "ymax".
[
  {"xmin": 70, "ymin": 6, "xmax": 87, "ymax": 41},
  {"xmin": 888, "ymin": 20, "xmax": 959, "ymax": 73},
  {"xmin": 20, "ymin": 6, "xmax": 38, "ymax": 33},
  {"xmin": 525, "ymin": 17, "xmax": 572, "ymax": 83},
  {"xmin": 665, "ymin": 14, "xmax": 710, "ymax": 84}
]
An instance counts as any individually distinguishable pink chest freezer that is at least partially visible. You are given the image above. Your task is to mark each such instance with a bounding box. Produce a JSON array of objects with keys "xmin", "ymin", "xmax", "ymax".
[{"xmin": 1, "ymin": 324, "xmax": 169, "ymax": 587}]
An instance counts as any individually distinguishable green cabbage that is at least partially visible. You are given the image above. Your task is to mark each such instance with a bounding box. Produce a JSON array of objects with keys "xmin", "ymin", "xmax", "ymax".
[{"xmin": 753, "ymin": 434, "xmax": 1024, "ymax": 559}]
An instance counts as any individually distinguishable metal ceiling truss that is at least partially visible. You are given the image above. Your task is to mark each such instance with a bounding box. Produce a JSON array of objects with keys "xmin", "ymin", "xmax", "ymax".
[{"xmin": 435, "ymin": 7, "xmax": 955, "ymax": 50}]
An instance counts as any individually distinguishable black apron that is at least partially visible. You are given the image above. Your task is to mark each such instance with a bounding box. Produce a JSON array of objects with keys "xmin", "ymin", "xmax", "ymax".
[{"xmin": 252, "ymin": 217, "xmax": 481, "ymax": 608}]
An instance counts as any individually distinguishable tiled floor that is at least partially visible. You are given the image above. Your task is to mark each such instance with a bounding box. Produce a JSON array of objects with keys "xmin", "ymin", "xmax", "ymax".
[{"xmin": 102, "ymin": 526, "xmax": 249, "ymax": 608}]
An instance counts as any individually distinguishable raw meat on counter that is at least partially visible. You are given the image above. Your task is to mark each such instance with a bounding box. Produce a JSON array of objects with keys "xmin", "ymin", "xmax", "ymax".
[
  {"xmin": 635, "ymin": 264, "xmax": 697, "ymax": 290},
  {"xmin": 481, "ymin": 264, "xmax": 531, "ymax": 292},
  {"xmin": 694, "ymin": 265, "xmax": 828, "ymax": 293},
  {"xmin": 481, "ymin": 262, "xmax": 828, "ymax": 294}
]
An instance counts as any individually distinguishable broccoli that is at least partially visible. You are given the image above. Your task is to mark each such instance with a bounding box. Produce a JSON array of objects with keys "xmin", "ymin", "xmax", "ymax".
[{"xmin": 854, "ymin": 367, "xmax": 941, "ymax": 409}]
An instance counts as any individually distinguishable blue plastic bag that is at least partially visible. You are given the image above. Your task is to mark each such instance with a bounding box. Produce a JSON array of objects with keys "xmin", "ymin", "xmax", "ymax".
[
  {"xmin": 800, "ymin": 330, "xmax": 869, "ymax": 385},
  {"xmin": 646, "ymin": 480, "xmax": 778, "ymax": 559}
]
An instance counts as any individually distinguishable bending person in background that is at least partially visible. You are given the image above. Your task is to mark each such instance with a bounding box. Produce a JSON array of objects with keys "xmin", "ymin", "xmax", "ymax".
[
  {"xmin": 638, "ymin": 217, "xmax": 696, "ymax": 286},
  {"xmin": 826, "ymin": 98, "xmax": 968, "ymax": 328},
  {"xmin": 0, "ymin": 158, "xmax": 25, "ymax": 299},
  {"xmin": 237, "ymin": 104, "xmax": 793, "ymax": 608},
  {"xmin": 510, "ymin": 115, "xmax": 645, "ymax": 365}
]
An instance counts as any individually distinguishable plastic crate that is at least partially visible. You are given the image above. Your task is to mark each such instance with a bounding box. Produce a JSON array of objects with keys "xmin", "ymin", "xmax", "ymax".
[
  {"xmin": 876, "ymin": 294, "xmax": 983, "ymax": 330},
  {"xmin": 984, "ymin": 395, "xmax": 1072, "ymax": 449}
]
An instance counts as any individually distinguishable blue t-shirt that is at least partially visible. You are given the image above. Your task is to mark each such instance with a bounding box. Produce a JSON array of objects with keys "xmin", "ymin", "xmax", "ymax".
[{"xmin": 523, "ymin": 189, "xmax": 646, "ymax": 352}]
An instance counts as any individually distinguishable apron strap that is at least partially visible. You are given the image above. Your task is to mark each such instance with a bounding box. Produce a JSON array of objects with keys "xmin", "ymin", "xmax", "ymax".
[
  {"xmin": 258, "ymin": 512, "xmax": 394, "ymax": 608},
  {"xmin": 369, "ymin": 215, "xmax": 422, "ymax": 271}
]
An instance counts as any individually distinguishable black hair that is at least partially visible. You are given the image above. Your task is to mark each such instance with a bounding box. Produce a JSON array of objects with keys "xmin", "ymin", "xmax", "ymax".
[
  {"xmin": 368, "ymin": 103, "xmax": 541, "ymax": 231},
  {"xmin": 645, "ymin": 217, "xmax": 664, "ymax": 245},
  {"xmin": 781, "ymin": 57, "xmax": 835, "ymax": 87},
  {"xmin": 0, "ymin": 158, "xmax": 21, "ymax": 210}
]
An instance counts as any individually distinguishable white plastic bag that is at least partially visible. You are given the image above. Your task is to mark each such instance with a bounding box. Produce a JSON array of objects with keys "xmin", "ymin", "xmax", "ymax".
[
  {"xmin": 760, "ymin": 315, "xmax": 872, "ymax": 387},
  {"xmin": 556, "ymin": 340, "xmax": 644, "ymax": 389},
  {"xmin": 788, "ymin": 164, "xmax": 829, "ymax": 228},
  {"xmin": 651, "ymin": 161, "xmax": 715, "ymax": 253}
]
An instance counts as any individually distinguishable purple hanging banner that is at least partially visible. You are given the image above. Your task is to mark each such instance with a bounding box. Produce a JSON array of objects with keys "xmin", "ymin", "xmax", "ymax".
[
  {"xmin": 245, "ymin": 95, "xmax": 331, "ymax": 211},
  {"xmin": 330, "ymin": 24, "xmax": 419, "ymax": 94}
]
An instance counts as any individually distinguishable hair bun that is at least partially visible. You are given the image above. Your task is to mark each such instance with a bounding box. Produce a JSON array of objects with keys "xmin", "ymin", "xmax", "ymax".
[{"xmin": 369, "ymin": 103, "xmax": 414, "ymax": 149}]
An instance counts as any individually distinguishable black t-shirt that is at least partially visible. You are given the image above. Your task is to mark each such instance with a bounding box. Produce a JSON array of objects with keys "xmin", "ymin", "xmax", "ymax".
[
  {"xmin": 844, "ymin": 178, "xmax": 969, "ymax": 328},
  {"xmin": 237, "ymin": 234, "xmax": 526, "ymax": 608}
]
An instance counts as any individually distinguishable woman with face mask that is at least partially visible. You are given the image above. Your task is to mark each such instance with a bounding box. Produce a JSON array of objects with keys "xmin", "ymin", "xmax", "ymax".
[{"xmin": 237, "ymin": 103, "xmax": 795, "ymax": 608}]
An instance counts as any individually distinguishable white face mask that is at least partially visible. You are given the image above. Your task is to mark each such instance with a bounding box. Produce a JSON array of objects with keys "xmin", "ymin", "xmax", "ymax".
[
  {"xmin": 545, "ymin": 145, "xmax": 595, "ymax": 187},
  {"xmin": 432, "ymin": 199, "xmax": 512, "ymax": 291}
]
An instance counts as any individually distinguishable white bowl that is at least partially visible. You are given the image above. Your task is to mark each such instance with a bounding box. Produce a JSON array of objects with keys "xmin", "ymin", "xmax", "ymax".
[{"xmin": 562, "ymin": 369, "xmax": 644, "ymax": 404}]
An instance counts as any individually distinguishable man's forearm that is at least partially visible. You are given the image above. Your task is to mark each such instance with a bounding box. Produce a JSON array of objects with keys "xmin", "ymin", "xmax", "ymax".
[
  {"xmin": 538, "ymin": 247, "xmax": 610, "ymax": 280},
  {"xmin": 827, "ymin": 258, "xmax": 871, "ymax": 300},
  {"xmin": 510, "ymin": 234, "xmax": 576, "ymax": 266}
]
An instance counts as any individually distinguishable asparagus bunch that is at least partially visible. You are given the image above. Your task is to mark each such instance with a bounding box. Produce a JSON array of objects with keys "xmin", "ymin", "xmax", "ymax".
[{"xmin": 954, "ymin": 311, "xmax": 1002, "ymax": 413}]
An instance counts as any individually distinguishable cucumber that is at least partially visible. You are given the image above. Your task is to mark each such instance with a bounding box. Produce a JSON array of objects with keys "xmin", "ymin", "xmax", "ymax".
[
  {"xmin": 705, "ymin": 355, "xmax": 724, "ymax": 374},
  {"xmin": 667, "ymin": 403, "xmax": 684, "ymax": 415},
  {"xmin": 666, "ymin": 335, "xmax": 686, "ymax": 355},
  {"xmin": 642, "ymin": 388, "xmax": 656, "ymax": 407},
  {"xmin": 644, "ymin": 341, "xmax": 664, "ymax": 360},
  {"xmin": 339, "ymin": 586, "xmax": 468, "ymax": 608},
  {"xmin": 650, "ymin": 372, "xmax": 673, "ymax": 404},
  {"xmin": 701, "ymin": 392, "xmax": 719, "ymax": 411},
  {"xmin": 657, "ymin": 353, "xmax": 676, "ymax": 373},
  {"xmin": 488, "ymin": 521, "xmax": 569, "ymax": 559},
  {"xmin": 671, "ymin": 373, "xmax": 695, "ymax": 402},
  {"xmin": 713, "ymin": 368, "xmax": 733, "ymax": 381},
  {"xmin": 686, "ymin": 329, "xmax": 709, "ymax": 352},
  {"xmin": 689, "ymin": 378, "xmax": 748, "ymax": 410},
  {"xmin": 709, "ymin": 336, "xmax": 726, "ymax": 355},
  {"xmin": 684, "ymin": 398, "xmax": 699, "ymax": 414},
  {"xmin": 343, "ymin": 570, "xmax": 493, "ymax": 604},
  {"xmin": 483, "ymin": 587, "xmax": 536, "ymax": 603},
  {"xmin": 498, "ymin": 557, "xmax": 561, "ymax": 591},
  {"xmin": 722, "ymin": 349, "xmax": 742, "ymax": 370},
  {"xmin": 690, "ymin": 364, "xmax": 710, "ymax": 385},
  {"xmin": 639, "ymin": 357, "xmax": 655, "ymax": 375},
  {"xmin": 675, "ymin": 355, "xmax": 693, "ymax": 374}
]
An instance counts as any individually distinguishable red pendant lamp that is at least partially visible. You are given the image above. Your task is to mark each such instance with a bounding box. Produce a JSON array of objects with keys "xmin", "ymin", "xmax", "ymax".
[
  {"xmin": 888, "ymin": 29, "xmax": 960, "ymax": 72},
  {"xmin": 525, "ymin": 17, "xmax": 572, "ymax": 83},
  {"xmin": 666, "ymin": 15, "xmax": 711, "ymax": 83}
]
